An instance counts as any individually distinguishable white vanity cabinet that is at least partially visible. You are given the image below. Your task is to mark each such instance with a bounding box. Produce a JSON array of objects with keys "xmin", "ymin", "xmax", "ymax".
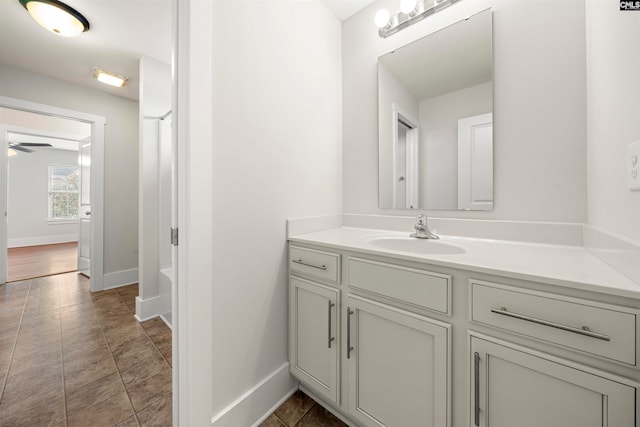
[
  {"xmin": 288, "ymin": 246, "xmax": 341, "ymax": 405},
  {"xmin": 288, "ymin": 241, "xmax": 640, "ymax": 427},
  {"xmin": 469, "ymin": 280, "xmax": 639, "ymax": 427},
  {"xmin": 289, "ymin": 277, "xmax": 340, "ymax": 405},
  {"xmin": 289, "ymin": 245, "xmax": 452, "ymax": 427},
  {"xmin": 347, "ymin": 295, "xmax": 450, "ymax": 427},
  {"xmin": 470, "ymin": 335, "xmax": 635, "ymax": 427}
]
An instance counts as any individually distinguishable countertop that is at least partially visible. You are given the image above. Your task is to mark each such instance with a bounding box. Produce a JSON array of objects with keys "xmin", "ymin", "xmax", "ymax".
[{"xmin": 288, "ymin": 227, "xmax": 640, "ymax": 300}]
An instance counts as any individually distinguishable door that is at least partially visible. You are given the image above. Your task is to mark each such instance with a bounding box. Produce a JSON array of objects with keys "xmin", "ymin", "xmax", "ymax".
[
  {"xmin": 289, "ymin": 277, "xmax": 340, "ymax": 405},
  {"xmin": 78, "ymin": 140, "xmax": 91, "ymax": 276},
  {"xmin": 0, "ymin": 126, "xmax": 7, "ymax": 284},
  {"xmin": 458, "ymin": 113, "xmax": 493, "ymax": 210},
  {"xmin": 470, "ymin": 336, "xmax": 636, "ymax": 427},
  {"xmin": 347, "ymin": 295, "xmax": 450, "ymax": 427}
]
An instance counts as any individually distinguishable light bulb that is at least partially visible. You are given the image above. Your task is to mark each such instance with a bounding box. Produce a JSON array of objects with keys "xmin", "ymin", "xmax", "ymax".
[
  {"xmin": 375, "ymin": 9, "xmax": 390, "ymax": 28},
  {"xmin": 400, "ymin": 0, "xmax": 417, "ymax": 14}
]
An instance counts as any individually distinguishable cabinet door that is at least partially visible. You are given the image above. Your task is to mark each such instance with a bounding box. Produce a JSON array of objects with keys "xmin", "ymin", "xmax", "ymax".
[
  {"xmin": 347, "ymin": 296, "xmax": 450, "ymax": 427},
  {"xmin": 470, "ymin": 336, "xmax": 636, "ymax": 427},
  {"xmin": 289, "ymin": 277, "xmax": 340, "ymax": 405}
]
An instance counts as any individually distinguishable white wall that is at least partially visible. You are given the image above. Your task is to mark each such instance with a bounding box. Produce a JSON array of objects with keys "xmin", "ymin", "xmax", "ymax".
[
  {"xmin": 0, "ymin": 64, "xmax": 139, "ymax": 276},
  {"xmin": 586, "ymin": 0, "xmax": 640, "ymax": 243},
  {"xmin": 208, "ymin": 1, "xmax": 342, "ymax": 424},
  {"xmin": 343, "ymin": 0, "xmax": 588, "ymax": 222},
  {"xmin": 420, "ymin": 82, "xmax": 492, "ymax": 209},
  {"xmin": 7, "ymin": 148, "xmax": 79, "ymax": 247}
]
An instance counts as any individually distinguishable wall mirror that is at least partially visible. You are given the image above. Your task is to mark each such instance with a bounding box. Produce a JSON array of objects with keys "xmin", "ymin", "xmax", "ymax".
[{"xmin": 378, "ymin": 8, "xmax": 493, "ymax": 210}]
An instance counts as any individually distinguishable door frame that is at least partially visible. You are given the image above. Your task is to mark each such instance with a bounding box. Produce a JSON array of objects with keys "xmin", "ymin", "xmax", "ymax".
[
  {"xmin": 391, "ymin": 102, "xmax": 419, "ymax": 209},
  {"xmin": 0, "ymin": 96, "xmax": 105, "ymax": 291}
]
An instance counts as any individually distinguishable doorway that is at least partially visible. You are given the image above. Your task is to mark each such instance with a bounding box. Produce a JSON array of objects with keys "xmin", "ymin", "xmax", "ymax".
[{"xmin": 0, "ymin": 96, "xmax": 105, "ymax": 291}]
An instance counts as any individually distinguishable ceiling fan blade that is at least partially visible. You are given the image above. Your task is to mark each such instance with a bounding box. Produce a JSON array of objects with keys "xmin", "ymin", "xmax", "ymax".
[
  {"xmin": 10, "ymin": 146, "xmax": 34, "ymax": 153},
  {"xmin": 13, "ymin": 142, "xmax": 53, "ymax": 147}
]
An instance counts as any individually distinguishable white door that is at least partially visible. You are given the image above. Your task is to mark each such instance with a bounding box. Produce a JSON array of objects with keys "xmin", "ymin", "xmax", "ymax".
[
  {"xmin": 458, "ymin": 113, "xmax": 493, "ymax": 210},
  {"xmin": 471, "ymin": 336, "xmax": 636, "ymax": 427},
  {"xmin": 78, "ymin": 141, "xmax": 91, "ymax": 276},
  {"xmin": 347, "ymin": 295, "xmax": 450, "ymax": 427}
]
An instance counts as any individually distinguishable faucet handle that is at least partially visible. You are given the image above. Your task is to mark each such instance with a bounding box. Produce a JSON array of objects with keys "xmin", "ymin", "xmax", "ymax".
[{"xmin": 416, "ymin": 214, "xmax": 427, "ymax": 225}]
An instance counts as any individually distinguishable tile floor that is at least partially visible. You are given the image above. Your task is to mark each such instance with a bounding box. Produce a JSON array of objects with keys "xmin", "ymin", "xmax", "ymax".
[
  {"xmin": 261, "ymin": 390, "xmax": 347, "ymax": 427},
  {"xmin": 0, "ymin": 272, "xmax": 172, "ymax": 426}
]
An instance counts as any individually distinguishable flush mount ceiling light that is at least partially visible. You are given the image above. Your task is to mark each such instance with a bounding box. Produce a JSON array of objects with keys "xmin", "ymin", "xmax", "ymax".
[
  {"xmin": 93, "ymin": 67, "xmax": 129, "ymax": 88},
  {"xmin": 19, "ymin": 0, "xmax": 90, "ymax": 37},
  {"xmin": 376, "ymin": 0, "xmax": 462, "ymax": 38}
]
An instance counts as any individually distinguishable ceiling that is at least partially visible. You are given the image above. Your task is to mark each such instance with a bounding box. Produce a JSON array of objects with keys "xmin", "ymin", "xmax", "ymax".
[
  {"xmin": 0, "ymin": 0, "xmax": 172, "ymax": 101},
  {"xmin": 0, "ymin": 0, "xmax": 372, "ymax": 103},
  {"xmin": 322, "ymin": 0, "xmax": 375, "ymax": 20}
]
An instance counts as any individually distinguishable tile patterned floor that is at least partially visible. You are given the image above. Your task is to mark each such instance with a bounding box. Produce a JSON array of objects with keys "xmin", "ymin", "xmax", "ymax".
[
  {"xmin": 261, "ymin": 390, "xmax": 347, "ymax": 427},
  {"xmin": 0, "ymin": 273, "xmax": 172, "ymax": 426}
]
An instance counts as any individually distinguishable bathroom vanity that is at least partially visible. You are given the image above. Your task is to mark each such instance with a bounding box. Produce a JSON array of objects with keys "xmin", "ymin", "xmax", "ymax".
[{"xmin": 287, "ymin": 227, "xmax": 640, "ymax": 427}]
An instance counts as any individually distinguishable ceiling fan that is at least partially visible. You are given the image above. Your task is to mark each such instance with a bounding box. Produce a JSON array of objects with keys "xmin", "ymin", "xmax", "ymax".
[{"xmin": 8, "ymin": 142, "xmax": 52, "ymax": 154}]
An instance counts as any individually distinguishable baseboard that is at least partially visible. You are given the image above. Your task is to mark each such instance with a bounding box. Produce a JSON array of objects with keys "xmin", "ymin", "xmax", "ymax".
[
  {"xmin": 134, "ymin": 294, "xmax": 161, "ymax": 322},
  {"xmin": 7, "ymin": 235, "xmax": 78, "ymax": 248},
  {"xmin": 103, "ymin": 268, "xmax": 139, "ymax": 290},
  {"xmin": 251, "ymin": 385, "xmax": 298, "ymax": 427},
  {"xmin": 210, "ymin": 362, "xmax": 297, "ymax": 427}
]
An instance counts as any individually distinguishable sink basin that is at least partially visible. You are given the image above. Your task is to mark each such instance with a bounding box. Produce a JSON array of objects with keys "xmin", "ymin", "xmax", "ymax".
[{"xmin": 368, "ymin": 237, "xmax": 466, "ymax": 255}]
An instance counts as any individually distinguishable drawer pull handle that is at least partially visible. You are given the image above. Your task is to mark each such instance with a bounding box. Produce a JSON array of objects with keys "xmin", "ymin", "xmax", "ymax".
[
  {"xmin": 474, "ymin": 351, "xmax": 480, "ymax": 427},
  {"xmin": 347, "ymin": 307, "xmax": 354, "ymax": 359},
  {"xmin": 490, "ymin": 307, "xmax": 611, "ymax": 342},
  {"xmin": 292, "ymin": 259, "xmax": 327, "ymax": 271},
  {"xmin": 328, "ymin": 301, "xmax": 335, "ymax": 349}
]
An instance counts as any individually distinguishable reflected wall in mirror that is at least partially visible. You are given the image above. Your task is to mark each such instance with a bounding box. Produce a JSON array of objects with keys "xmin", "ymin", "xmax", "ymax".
[{"xmin": 378, "ymin": 9, "xmax": 493, "ymax": 210}]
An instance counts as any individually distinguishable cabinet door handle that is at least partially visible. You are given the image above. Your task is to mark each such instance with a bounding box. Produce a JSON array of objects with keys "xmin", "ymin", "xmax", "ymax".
[
  {"xmin": 347, "ymin": 307, "xmax": 354, "ymax": 359},
  {"xmin": 474, "ymin": 352, "xmax": 480, "ymax": 427},
  {"xmin": 490, "ymin": 307, "xmax": 611, "ymax": 341},
  {"xmin": 328, "ymin": 301, "xmax": 335, "ymax": 348},
  {"xmin": 292, "ymin": 259, "xmax": 327, "ymax": 271}
]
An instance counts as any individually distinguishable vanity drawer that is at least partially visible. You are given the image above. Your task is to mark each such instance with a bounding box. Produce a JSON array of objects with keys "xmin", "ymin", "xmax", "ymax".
[
  {"xmin": 471, "ymin": 281, "xmax": 637, "ymax": 365},
  {"xmin": 347, "ymin": 257, "xmax": 451, "ymax": 314},
  {"xmin": 289, "ymin": 246, "xmax": 340, "ymax": 283}
]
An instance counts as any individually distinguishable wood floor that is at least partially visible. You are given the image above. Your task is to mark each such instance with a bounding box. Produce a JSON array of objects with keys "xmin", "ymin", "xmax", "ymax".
[{"xmin": 7, "ymin": 242, "xmax": 78, "ymax": 283}]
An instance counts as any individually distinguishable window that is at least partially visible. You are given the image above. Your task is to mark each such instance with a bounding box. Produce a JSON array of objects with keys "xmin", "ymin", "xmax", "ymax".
[{"xmin": 48, "ymin": 164, "xmax": 79, "ymax": 220}]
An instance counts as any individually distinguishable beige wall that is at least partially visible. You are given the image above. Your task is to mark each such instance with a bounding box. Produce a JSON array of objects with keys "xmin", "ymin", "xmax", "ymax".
[{"xmin": 0, "ymin": 64, "xmax": 139, "ymax": 275}]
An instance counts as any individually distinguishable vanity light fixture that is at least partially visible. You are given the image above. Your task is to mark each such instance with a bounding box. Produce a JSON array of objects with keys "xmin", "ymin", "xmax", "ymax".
[
  {"xmin": 7, "ymin": 148, "xmax": 17, "ymax": 157},
  {"xmin": 18, "ymin": 0, "xmax": 90, "ymax": 37},
  {"xmin": 375, "ymin": 0, "xmax": 462, "ymax": 38},
  {"xmin": 93, "ymin": 67, "xmax": 129, "ymax": 88}
]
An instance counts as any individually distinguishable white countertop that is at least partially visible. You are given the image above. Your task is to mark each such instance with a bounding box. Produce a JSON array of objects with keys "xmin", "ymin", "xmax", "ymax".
[{"xmin": 289, "ymin": 227, "xmax": 640, "ymax": 300}]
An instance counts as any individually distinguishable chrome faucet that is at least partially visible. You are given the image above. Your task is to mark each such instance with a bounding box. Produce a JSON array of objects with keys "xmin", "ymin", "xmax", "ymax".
[{"xmin": 410, "ymin": 214, "xmax": 439, "ymax": 239}]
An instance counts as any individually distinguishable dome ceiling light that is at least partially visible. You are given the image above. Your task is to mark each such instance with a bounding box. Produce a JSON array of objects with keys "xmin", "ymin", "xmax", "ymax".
[{"xmin": 19, "ymin": 0, "xmax": 90, "ymax": 37}]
